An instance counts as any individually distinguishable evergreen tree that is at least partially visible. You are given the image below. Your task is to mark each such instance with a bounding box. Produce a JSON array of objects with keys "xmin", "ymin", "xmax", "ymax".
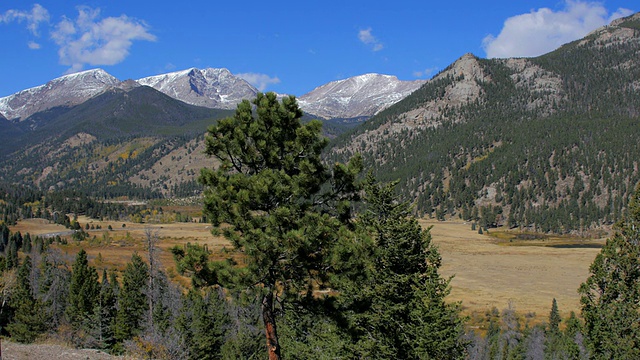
[
  {"xmin": 579, "ymin": 184, "xmax": 640, "ymax": 359},
  {"xmin": 115, "ymin": 253, "xmax": 149, "ymax": 344},
  {"xmin": 337, "ymin": 176, "xmax": 466, "ymax": 358},
  {"xmin": 198, "ymin": 92, "xmax": 361, "ymax": 359},
  {"xmin": 90, "ymin": 269, "xmax": 118, "ymax": 350},
  {"xmin": 545, "ymin": 298, "xmax": 563, "ymax": 358},
  {"xmin": 5, "ymin": 239, "xmax": 18, "ymax": 270},
  {"xmin": 22, "ymin": 233, "xmax": 32, "ymax": 253},
  {"xmin": 66, "ymin": 249, "xmax": 100, "ymax": 331},
  {"xmin": 548, "ymin": 298, "xmax": 561, "ymax": 334},
  {"xmin": 563, "ymin": 311, "xmax": 590, "ymax": 359},
  {"xmin": 6, "ymin": 256, "xmax": 48, "ymax": 343},
  {"xmin": 182, "ymin": 288, "xmax": 229, "ymax": 360},
  {"xmin": 39, "ymin": 248, "xmax": 72, "ymax": 330}
]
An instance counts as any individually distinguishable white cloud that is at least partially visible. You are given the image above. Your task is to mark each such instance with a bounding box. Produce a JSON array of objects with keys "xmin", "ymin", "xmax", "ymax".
[
  {"xmin": 413, "ymin": 67, "xmax": 438, "ymax": 78},
  {"xmin": 237, "ymin": 73, "xmax": 281, "ymax": 91},
  {"xmin": 27, "ymin": 41, "xmax": 41, "ymax": 50},
  {"xmin": 483, "ymin": 1, "xmax": 634, "ymax": 58},
  {"xmin": 0, "ymin": 4, "xmax": 50, "ymax": 36},
  {"xmin": 358, "ymin": 27, "xmax": 384, "ymax": 52},
  {"xmin": 51, "ymin": 6, "xmax": 156, "ymax": 73}
]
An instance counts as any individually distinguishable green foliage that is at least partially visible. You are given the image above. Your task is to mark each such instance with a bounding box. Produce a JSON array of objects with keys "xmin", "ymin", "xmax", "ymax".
[
  {"xmin": 279, "ymin": 299, "xmax": 347, "ymax": 360},
  {"xmin": 115, "ymin": 253, "xmax": 149, "ymax": 343},
  {"xmin": 180, "ymin": 288, "xmax": 229, "ymax": 360},
  {"xmin": 336, "ymin": 176, "xmax": 466, "ymax": 358},
  {"xmin": 89, "ymin": 269, "xmax": 118, "ymax": 351},
  {"xmin": 6, "ymin": 256, "xmax": 49, "ymax": 343},
  {"xmin": 66, "ymin": 249, "xmax": 100, "ymax": 332},
  {"xmin": 579, "ymin": 184, "xmax": 640, "ymax": 359},
  {"xmin": 548, "ymin": 298, "xmax": 561, "ymax": 334},
  {"xmin": 199, "ymin": 92, "xmax": 362, "ymax": 358},
  {"xmin": 170, "ymin": 243, "xmax": 217, "ymax": 287}
]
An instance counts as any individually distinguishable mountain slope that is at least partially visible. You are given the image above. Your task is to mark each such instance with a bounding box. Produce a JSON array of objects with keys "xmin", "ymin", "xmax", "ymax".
[
  {"xmin": 27, "ymin": 85, "xmax": 227, "ymax": 138},
  {"xmin": 328, "ymin": 12, "xmax": 640, "ymax": 233},
  {"xmin": 0, "ymin": 85, "xmax": 232, "ymax": 197},
  {"xmin": 0, "ymin": 85, "xmax": 229, "ymax": 152},
  {"xmin": 0, "ymin": 69, "xmax": 121, "ymax": 121},
  {"xmin": 137, "ymin": 68, "xmax": 258, "ymax": 110},
  {"xmin": 297, "ymin": 74, "xmax": 426, "ymax": 119}
]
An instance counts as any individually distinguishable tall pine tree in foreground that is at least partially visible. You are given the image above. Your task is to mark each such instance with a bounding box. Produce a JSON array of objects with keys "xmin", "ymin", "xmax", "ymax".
[
  {"xmin": 199, "ymin": 92, "xmax": 361, "ymax": 359},
  {"xmin": 579, "ymin": 184, "xmax": 640, "ymax": 359}
]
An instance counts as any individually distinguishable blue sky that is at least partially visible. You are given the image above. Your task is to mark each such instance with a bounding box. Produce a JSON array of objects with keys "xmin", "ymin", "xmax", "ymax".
[{"xmin": 0, "ymin": 1, "xmax": 635, "ymax": 98}]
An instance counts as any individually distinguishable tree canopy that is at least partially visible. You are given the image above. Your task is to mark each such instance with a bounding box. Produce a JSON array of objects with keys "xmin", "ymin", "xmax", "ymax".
[
  {"xmin": 199, "ymin": 92, "xmax": 361, "ymax": 359},
  {"xmin": 579, "ymin": 184, "xmax": 640, "ymax": 359}
]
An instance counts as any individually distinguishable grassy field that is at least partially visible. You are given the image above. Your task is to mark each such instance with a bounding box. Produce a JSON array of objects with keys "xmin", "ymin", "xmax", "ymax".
[
  {"xmin": 11, "ymin": 216, "xmax": 229, "ymax": 287},
  {"xmin": 11, "ymin": 216, "xmax": 604, "ymax": 323},
  {"xmin": 423, "ymin": 219, "xmax": 604, "ymax": 323}
]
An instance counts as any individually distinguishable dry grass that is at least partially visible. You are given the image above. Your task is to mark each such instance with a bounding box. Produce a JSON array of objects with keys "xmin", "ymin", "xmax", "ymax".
[
  {"xmin": 11, "ymin": 216, "xmax": 603, "ymax": 323},
  {"xmin": 10, "ymin": 216, "xmax": 229, "ymax": 288},
  {"xmin": 423, "ymin": 219, "xmax": 603, "ymax": 322}
]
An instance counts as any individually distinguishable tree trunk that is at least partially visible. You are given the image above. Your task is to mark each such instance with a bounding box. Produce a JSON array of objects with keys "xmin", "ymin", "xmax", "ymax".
[{"xmin": 262, "ymin": 291, "xmax": 281, "ymax": 360}]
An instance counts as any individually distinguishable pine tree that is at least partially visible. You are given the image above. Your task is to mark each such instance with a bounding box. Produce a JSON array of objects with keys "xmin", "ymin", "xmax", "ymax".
[
  {"xmin": 579, "ymin": 184, "xmax": 640, "ymax": 359},
  {"xmin": 6, "ymin": 256, "xmax": 48, "ymax": 343},
  {"xmin": 563, "ymin": 311, "xmax": 589, "ymax": 359},
  {"xmin": 5, "ymin": 239, "xmax": 18, "ymax": 270},
  {"xmin": 90, "ymin": 269, "xmax": 117, "ymax": 350},
  {"xmin": 66, "ymin": 249, "xmax": 100, "ymax": 331},
  {"xmin": 548, "ymin": 298, "xmax": 561, "ymax": 334},
  {"xmin": 199, "ymin": 92, "xmax": 361, "ymax": 359},
  {"xmin": 183, "ymin": 288, "xmax": 229, "ymax": 360},
  {"xmin": 337, "ymin": 176, "xmax": 466, "ymax": 358},
  {"xmin": 22, "ymin": 233, "xmax": 31, "ymax": 253},
  {"xmin": 115, "ymin": 253, "xmax": 149, "ymax": 344},
  {"xmin": 545, "ymin": 298, "xmax": 563, "ymax": 358}
]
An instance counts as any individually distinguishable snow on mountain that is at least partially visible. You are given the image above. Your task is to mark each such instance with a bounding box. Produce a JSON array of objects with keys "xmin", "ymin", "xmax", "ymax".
[
  {"xmin": 0, "ymin": 67, "xmax": 426, "ymax": 124},
  {"xmin": 136, "ymin": 68, "xmax": 258, "ymax": 110},
  {"xmin": 297, "ymin": 74, "xmax": 427, "ymax": 119},
  {"xmin": 0, "ymin": 69, "xmax": 121, "ymax": 121}
]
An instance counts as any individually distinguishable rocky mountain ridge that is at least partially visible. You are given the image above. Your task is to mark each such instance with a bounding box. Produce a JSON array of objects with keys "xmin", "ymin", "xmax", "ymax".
[
  {"xmin": 0, "ymin": 68, "xmax": 427, "ymax": 123},
  {"xmin": 297, "ymin": 73, "xmax": 426, "ymax": 119},
  {"xmin": 136, "ymin": 67, "xmax": 258, "ymax": 110},
  {"xmin": 0, "ymin": 69, "xmax": 121, "ymax": 121},
  {"xmin": 326, "ymin": 11, "xmax": 640, "ymax": 232}
]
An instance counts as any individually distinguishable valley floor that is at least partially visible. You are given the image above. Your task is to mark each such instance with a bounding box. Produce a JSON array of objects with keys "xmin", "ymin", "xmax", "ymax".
[
  {"xmin": 11, "ymin": 217, "xmax": 603, "ymax": 323},
  {"xmin": 424, "ymin": 219, "xmax": 603, "ymax": 322}
]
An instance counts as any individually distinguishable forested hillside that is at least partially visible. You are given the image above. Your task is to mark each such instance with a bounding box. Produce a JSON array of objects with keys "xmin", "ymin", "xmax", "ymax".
[
  {"xmin": 328, "ymin": 13, "xmax": 640, "ymax": 233},
  {"xmin": 0, "ymin": 84, "xmax": 234, "ymax": 198}
]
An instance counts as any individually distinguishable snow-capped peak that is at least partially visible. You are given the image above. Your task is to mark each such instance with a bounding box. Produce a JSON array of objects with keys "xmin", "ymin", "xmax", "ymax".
[
  {"xmin": 297, "ymin": 73, "xmax": 426, "ymax": 119},
  {"xmin": 0, "ymin": 68, "xmax": 120, "ymax": 121},
  {"xmin": 136, "ymin": 67, "xmax": 257, "ymax": 109}
]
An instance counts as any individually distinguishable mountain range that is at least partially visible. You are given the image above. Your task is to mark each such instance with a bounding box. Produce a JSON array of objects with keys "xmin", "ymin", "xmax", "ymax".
[
  {"xmin": 0, "ymin": 66, "xmax": 425, "ymax": 123},
  {"xmin": 0, "ymin": 12, "xmax": 639, "ymax": 234}
]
